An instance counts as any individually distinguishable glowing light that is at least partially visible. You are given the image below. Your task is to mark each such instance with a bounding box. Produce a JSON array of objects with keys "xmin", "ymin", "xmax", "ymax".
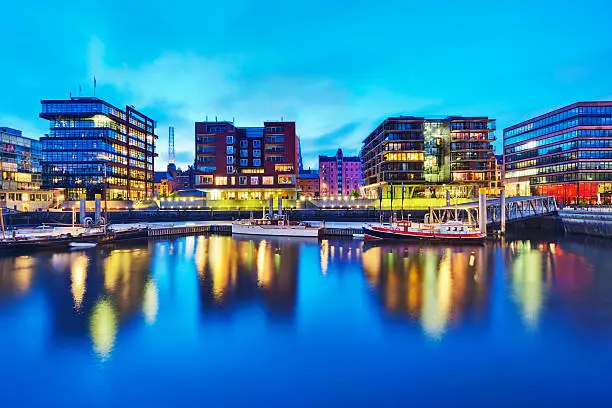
[
  {"xmin": 142, "ymin": 280, "xmax": 159, "ymax": 325},
  {"xmin": 90, "ymin": 298, "xmax": 118, "ymax": 360},
  {"xmin": 71, "ymin": 254, "xmax": 88, "ymax": 310}
]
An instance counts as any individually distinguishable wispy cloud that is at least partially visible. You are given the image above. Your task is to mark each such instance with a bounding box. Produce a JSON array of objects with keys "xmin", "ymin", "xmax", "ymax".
[{"xmin": 87, "ymin": 37, "xmax": 439, "ymax": 169}]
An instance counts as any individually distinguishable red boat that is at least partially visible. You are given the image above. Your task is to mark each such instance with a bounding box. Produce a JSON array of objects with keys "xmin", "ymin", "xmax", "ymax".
[{"xmin": 363, "ymin": 220, "xmax": 486, "ymax": 243}]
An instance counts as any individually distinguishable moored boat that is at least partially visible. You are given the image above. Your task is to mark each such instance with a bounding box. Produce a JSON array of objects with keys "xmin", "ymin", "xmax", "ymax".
[
  {"xmin": 363, "ymin": 220, "xmax": 485, "ymax": 243},
  {"xmin": 231, "ymin": 216, "xmax": 320, "ymax": 238}
]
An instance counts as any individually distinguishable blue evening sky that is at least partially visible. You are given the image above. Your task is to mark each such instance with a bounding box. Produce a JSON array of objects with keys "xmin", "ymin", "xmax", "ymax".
[{"xmin": 1, "ymin": 0, "xmax": 611, "ymax": 170}]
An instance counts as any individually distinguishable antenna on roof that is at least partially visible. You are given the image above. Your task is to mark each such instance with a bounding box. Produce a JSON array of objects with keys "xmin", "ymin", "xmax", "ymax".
[
  {"xmin": 206, "ymin": 115, "xmax": 208, "ymax": 121},
  {"xmin": 281, "ymin": 116, "xmax": 284, "ymax": 122},
  {"xmin": 215, "ymin": 115, "xmax": 218, "ymax": 122},
  {"xmin": 169, "ymin": 127, "xmax": 175, "ymax": 165}
]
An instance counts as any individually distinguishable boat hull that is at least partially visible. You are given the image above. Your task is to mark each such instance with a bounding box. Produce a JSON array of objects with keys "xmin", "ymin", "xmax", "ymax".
[
  {"xmin": 363, "ymin": 225, "xmax": 485, "ymax": 243},
  {"xmin": 231, "ymin": 224, "xmax": 319, "ymax": 238}
]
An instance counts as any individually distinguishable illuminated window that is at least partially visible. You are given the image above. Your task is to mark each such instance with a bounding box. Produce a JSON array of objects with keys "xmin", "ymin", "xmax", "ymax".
[
  {"xmin": 226, "ymin": 146, "xmax": 234, "ymax": 154},
  {"xmin": 278, "ymin": 175, "xmax": 293, "ymax": 184},
  {"xmin": 239, "ymin": 176, "xmax": 247, "ymax": 185},
  {"xmin": 227, "ymin": 166, "xmax": 234, "ymax": 174},
  {"xmin": 263, "ymin": 176, "xmax": 274, "ymax": 185},
  {"xmin": 251, "ymin": 176, "xmax": 259, "ymax": 185},
  {"xmin": 226, "ymin": 136, "xmax": 234, "ymax": 144},
  {"xmin": 253, "ymin": 159, "xmax": 262, "ymax": 166},
  {"xmin": 215, "ymin": 177, "xmax": 228, "ymax": 185},
  {"xmin": 275, "ymin": 164, "xmax": 294, "ymax": 172},
  {"xmin": 253, "ymin": 149, "xmax": 261, "ymax": 157},
  {"xmin": 199, "ymin": 175, "xmax": 213, "ymax": 184},
  {"xmin": 227, "ymin": 156, "xmax": 235, "ymax": 164}
]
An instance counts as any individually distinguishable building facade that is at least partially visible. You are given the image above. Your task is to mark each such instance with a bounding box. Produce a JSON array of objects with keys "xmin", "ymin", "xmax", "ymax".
[
  {"xmin": 39, "ymin": 97, "xmax": 158, "ymax": 201},
  {"xmin": 319, "ymin": 149, "xmax": 361, "ymax": 197},
  {"xmin": 297, "ymin": 168, "xmax": 320, "ymax": 197},
  {"xmin": 193, "ymin": 121, "xmax": 299, "ymax": 200},
  {"xmin": 1, "ymin": 126, "xmax": 52, "ymax": 211},
  {"xmin": 361, "ymin": 116, "xmax": 496, "ymax": 198},
  {"xmin": 504, "ymin": 101, "xmax": 612, "ymax": 204}
]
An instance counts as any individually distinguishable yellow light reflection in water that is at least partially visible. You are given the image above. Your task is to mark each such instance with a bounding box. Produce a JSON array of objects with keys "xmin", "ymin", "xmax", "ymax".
[
  {"xmin": 142, "ymin": 280, "xmax": 159, "ymax": 325},
  {"xmin": 511, "ymin": 249, "xmax": 545, "ymax": 328},
  {"xmin": 13, "ymin": 256, "xmax": 35, "ymax": 293},
  {"xmin": 421, "ymin": 249, "xmax": 452, "ymax": 339},
  {"xmin": 71, "ymin": 254, "xmax": 88, "ymax": 310},
  {"xmin": 320, "ymin": 240, "xmax": 329, "ymax": 275},
  {"xmin": 208, "ymin": 236, "xmax": 237, "ymax": 300},
  {"xmin": 257, "ymin": 240, "xmax": 273, "ymax": 288},
  {"xmin": 195, "ymin": 236, "xmax": 208, "ymax": 278},
  {"xmin": 361, "ymin": 246, "xmax": 381, "ymax": 288},
  {"xmin": 90, "ymin": 298, "xmax": 118, "ymax": 360}
]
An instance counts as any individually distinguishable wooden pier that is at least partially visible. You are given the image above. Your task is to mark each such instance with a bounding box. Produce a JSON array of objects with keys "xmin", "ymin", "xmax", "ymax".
[{"xmin": 148, "ymin": 224, "xmax": 231, "ymax": 237}]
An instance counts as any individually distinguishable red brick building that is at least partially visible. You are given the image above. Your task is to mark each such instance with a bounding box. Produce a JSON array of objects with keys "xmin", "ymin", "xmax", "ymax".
[
  {"xmin": 194, "ymin": 121, "xmax": 299, "ymax": 200},
  {"xmin": 297, "ymin": 169, "xmax": 320, "ymax": 197},
  {"xmin": 319, "ymin": 149, "xmax": 362, "ymax": 197}
]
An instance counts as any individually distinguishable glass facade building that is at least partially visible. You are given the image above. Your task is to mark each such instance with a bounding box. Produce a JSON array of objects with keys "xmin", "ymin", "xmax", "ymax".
[
  {"xmin": 361, "ymin": 116, "xmax": 496, "ymax": 199},
  {"xmin": 39, "ymin": 97, "xmax": 158, "ymax": 200},
  {"xmin": 1, "ymin": 126, "xmax": 52, "ymax": 210},
  {"xmin": 503, "ymin": 101, "xmax": 612, "ymax": 204}
]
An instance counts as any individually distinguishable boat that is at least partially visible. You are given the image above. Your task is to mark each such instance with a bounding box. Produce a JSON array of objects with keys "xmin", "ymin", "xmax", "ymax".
[
  {"xmin": 231, "ymin": 215, "xmax": 320, "ymax": 238},
  {"xmin": 363, "ymin": 220, "xmax": 486, "ymax": 243},
  {"xmin": 69, "ymin": 242, "xmax": 98, "ymax": 249}
]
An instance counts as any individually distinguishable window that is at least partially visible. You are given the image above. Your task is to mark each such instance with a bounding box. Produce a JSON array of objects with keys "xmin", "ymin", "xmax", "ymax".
[
  {"xmin": 253, "ymin": 149, "xmax": 261, "ymax": 157},
  {"xmin": 263, "ymin": 176, "xmax": 274, "ymax": 185},
  {"xmin": 227, "ymin": 166, "xmax": 235, "ymax": 173},
  {"xmin": 227, "ymin": 156, "xmax": 235, "ymax": 164},
  {"xmin": 250, "ymin": 176, "xmax": 259, "ymax": 185},
  {"xmin": 231, "ymin": 176, "xmax": 236, "ymax": 185},
  {"xmin": 278, "ymin": 175, "xmax": 293, "ymax": 184},
  {"xmin": 240, "ymin": 159, "xmax": 248, "ymax": 166},
  {"xmin": 226, "ymin": 146, "xmax": 234, "ymax": 154},
  {"xmin": 239, "ymin": 176, "xmax": 248, "ymax": 185},
  {"xmin": 275, "ymin": 164, "xmax": 294, "ymax": 172},
  {"xmin": 240, "ymin": 140, "xmax": 248, "ymax": 148},
  {"xmin": 226, "ymin": 136, "xmax": 234, "ymax": 144},
  {"xmin": 240, "ymin": 149, "xmax": 248, "ymax": 157},
  {"xmin": 253, "ymin": 159, "xmax": 261, "ymax": 166},
  {"xmin": 198, "ymin": 175, "xmax": 213, "ymax": 185},
  {"xmin": 215, "ymin": 177, "xmax": 228, "ymax": 185},
  {"xmin": 253, "ymin": 139, "xmax": 262, "ymax": 148}
]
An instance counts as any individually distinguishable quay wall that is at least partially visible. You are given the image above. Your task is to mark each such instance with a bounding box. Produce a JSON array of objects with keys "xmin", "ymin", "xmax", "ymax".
[
  {"xmin": 559, "ymin": 208, "xmax": 612, "ymax": 238},
  {"xmin": 3, "ymin": 209, "xmax": 428, "ymax": 227}
]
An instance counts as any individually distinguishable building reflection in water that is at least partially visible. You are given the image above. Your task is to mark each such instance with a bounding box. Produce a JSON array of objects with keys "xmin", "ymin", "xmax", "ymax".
[
  {"xmin": 0, "ymin": 256, "xmax": 36, "ymax": 295},
  {"xmin": 362, "ymin": 244, "xmax": 490, "ymax": 339},
  {"xmin": 195, "ymin": 235, "xmax": 299, "ymax": 318}
]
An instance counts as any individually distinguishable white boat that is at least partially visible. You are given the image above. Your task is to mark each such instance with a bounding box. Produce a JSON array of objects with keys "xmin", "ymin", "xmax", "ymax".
[
  {"xmin": 231, "ymin": 216, "xmax": 320, "ymax": 238},
  {"xmin": 69, "ymin": 242, "xmax": 98, "ymax": 249}
]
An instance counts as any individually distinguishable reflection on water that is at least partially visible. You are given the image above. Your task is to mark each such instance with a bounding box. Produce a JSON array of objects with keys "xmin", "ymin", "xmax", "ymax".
[
  {"xmin": 362, "ymin": 245, "xmax": 490, "ymax": 338},
  {"xmin": 0, "ymin": 235, "xmax": 611, "ymax": 362}
]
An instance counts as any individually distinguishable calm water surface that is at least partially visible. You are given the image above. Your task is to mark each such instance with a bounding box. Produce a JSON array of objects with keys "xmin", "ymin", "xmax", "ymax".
[{"xmin": 1, "ymin": 235, "xmax": 612, "ymax": 407}]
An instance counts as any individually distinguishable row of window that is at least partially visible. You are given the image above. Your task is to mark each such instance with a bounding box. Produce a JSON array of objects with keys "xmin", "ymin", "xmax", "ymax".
[
  {"xmin": 506, "ymin": 105, "xmax": 612, "ymax": 138},
  {"xmin": 198, "ymin": 174, "xmax": 294, "ymax": 186},
  {"xmin": 506, "ymin": 116, "xmax": 612, "ymax": 146}
]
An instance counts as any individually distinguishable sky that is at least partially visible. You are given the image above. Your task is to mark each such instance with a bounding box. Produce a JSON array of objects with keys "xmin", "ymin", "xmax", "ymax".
[{"xmin": 1, "ymin": 0, "xmax": 611, "ymax": 170}]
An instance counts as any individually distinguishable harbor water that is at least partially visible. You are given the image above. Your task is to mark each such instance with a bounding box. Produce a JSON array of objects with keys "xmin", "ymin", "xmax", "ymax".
[{"xmin": 1, "ymin": 234, "xmax": 612, "ymax": 406}]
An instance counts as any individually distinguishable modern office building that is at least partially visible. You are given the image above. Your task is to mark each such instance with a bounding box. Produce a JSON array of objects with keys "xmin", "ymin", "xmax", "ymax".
[
  {"xmin": 297, "ymin": 168, "xmax": 320, "ymax": 197},
  {"xmin": 504, "ymin": 101, "xmax": 612, "ymax": 204},
  {"xmin": 193, "ymin": 121, "xmax": 299, "ymax": 200},
  {"xmin": 0, "ymin": 126, "xmax": 52, "ymax": 211},
  {"xmin": 361, "ymin": 116, "xmax": 496, "ymax": 198},
  {"xmin": 319, "ymin": 149, "xmax": 362, "ymax": 197},
  {"xmin": 39, "ymin": 97, "xmax": 158, "ymax": 201}
]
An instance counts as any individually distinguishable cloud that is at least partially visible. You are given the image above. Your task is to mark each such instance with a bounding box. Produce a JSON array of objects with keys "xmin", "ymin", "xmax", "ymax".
[{"xmin": 87, "ymin": 37, "xmax": 440, "ymax": 169}]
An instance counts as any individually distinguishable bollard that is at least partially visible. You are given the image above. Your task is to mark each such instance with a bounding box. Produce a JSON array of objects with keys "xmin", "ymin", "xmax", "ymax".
[{"xmin": 79, "ymin": 195, "xmax": 87, "ymax": 227}]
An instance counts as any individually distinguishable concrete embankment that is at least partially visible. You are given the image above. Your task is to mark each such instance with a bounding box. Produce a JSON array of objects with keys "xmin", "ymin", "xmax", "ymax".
[
  {"xmin": 559, "ymin": 208, "xmax": 612, "ymax": 238},
  {"xmin": 4, "ymin": 208, "xmax": 428, "ymax": 227}
]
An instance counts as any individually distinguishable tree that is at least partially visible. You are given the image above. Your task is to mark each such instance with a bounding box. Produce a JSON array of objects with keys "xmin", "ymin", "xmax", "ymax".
[{"xmin": 350, "ymin": 190, "xmax": 360, "ymax": 199}]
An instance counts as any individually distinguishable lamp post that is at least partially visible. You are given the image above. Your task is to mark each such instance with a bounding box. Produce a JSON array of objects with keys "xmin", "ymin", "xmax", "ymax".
[{"xmin": 98, "ymin": 154, "xmax": 110, "ymax": 234}]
